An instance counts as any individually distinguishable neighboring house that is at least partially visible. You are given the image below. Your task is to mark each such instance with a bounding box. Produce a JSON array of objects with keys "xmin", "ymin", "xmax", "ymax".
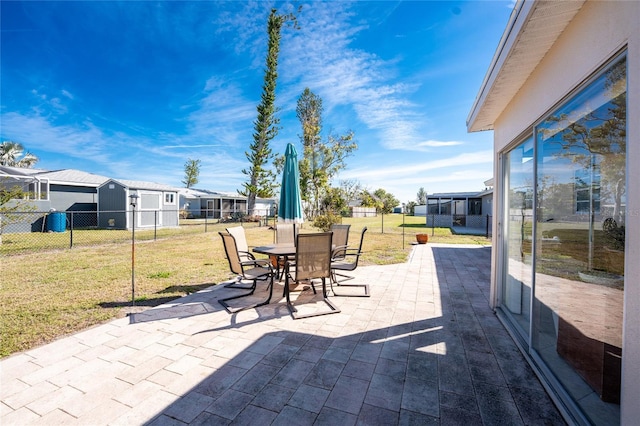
[
  {"xmin": 29, "ymin": 168, "xmax": 109, "ymax": 228},
  {"xmin": 97, "ymin": 179, "xmax": 179, "ymax": 230},
  {"xmin": 177, "ymin": 188, "xmax": 251, "ymax": 219},
  {"xmin": 420, "ymin": 191, "xmax": 492, "ymax": 228},
  {"xmin": 0, "ymin": 166, "xmax": 110, "ymax": 211},
  {"xmin": 1, "ymin": 166, "xmax": 109, "ymax": 231},
  {"xmin": 0, "ymin": 165, "xmax": 50, "ymax": 210},
  {"xmin": 35, "ymin": 169, "xmax": 109, "ymax": 211},
  {"xmin": 467, "ymin": 1, "xmax": 637, "ymax": 424},
  {"xmin": 414, "ymin": 179, "xmax": 493, "ymax": 230},
  {"xmin": 254, "ymin": 197, "xmax": 277, "ymax": 218}
]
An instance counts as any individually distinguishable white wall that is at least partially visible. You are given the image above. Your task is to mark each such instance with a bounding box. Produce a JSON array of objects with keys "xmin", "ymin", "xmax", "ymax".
[{"xmin": 491, "ymin": 2, "xmax": 639, "ymax": 422}]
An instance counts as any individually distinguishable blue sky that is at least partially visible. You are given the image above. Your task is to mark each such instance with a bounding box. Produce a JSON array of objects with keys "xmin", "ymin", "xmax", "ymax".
[{"xmin": 1, "ymin": 1, "xmax": 512, "ymax": 203}]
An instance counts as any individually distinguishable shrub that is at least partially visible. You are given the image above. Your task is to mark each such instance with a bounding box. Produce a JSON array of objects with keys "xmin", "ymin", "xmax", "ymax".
[{"xmin": 312, "ymin": 211, "xmax": 342, "ymax": 232}]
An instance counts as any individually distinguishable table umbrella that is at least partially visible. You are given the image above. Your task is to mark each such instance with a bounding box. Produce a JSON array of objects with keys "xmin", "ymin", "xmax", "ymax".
[{"xmin": 278, "ymin": 143, "xmax": 304, "ymax": 224}]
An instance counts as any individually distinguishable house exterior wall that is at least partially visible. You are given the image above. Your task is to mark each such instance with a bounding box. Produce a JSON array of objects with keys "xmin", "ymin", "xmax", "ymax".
[
  {"xmin": 254, "ymin": 199, "xmax": 276, "ymax": 217},
  {"xmin": 178, "ymin": 195, "xmax": 199, "ymax": 217},
  {"xmin": 49, "ymin": 184, "xmax": 97, "ymax": 212},
  {"xmin": 0, "ymin": 199, "xmax": 51, "ymax": 233},
  {"xmin": 481, "ymin": 194, "xmax": 492, "ymax": 220},
  {"xmin": 489, "ymin": 1, "xmax": 639, "ymax": 423},
  {"xmin": 50, "ymin": 184, "xmax": 98, "ymax": 228}
]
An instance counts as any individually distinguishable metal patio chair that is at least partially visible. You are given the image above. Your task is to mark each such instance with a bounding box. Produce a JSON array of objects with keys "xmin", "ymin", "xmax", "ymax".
[
  {"xmin": 273, "ymin": 223, "xmax": 298, "ymax": 279},
  {"xmin": 224, "ymin": 226, "xmax": 254, "ymax": 288},
  {"xmin": 330, "ymin": 227, "xmax": 370, "ymax": 297},
  {"xmin": 284, "ymin": 232, "xmax": 340, "ymax": 319},
  {"xmin": 218, "ymin": 231, "xmax": 275, "ymax": 313},
  {"xmin": 330, "ymin": 224, "xmax": 351, "ymax": 261},
  {"xmin": 276, "ymin": 223, "xmax": 297, "ymax": 245}
]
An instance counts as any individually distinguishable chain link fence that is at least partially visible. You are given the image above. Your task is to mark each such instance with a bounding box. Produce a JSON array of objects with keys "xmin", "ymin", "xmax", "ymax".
[
  {"xmin": 0, "ymin": 208, "xmax": 273, "ymax": 256},
  {"xmin": 2, "ymin": 209, "xmax": 492, "ymax": 256}
]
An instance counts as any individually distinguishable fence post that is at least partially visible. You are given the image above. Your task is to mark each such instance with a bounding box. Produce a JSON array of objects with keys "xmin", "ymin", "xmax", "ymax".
[
  {"xmin": 204, "ymin": 212, "xmax": 208, "ymax": 233},
  {"xmin": 432, "ymin": 214, "xmax": 435, "ymax": 237},
  {"xmin": 154, "ymin": 210, "xmax": 157, "ymax": 240},
  {"xmin": 381, "ymin": 213, "xmax": 384, "ymax": 234},
  {"xmin": 131, "ymin": 206, "xmax": 136, "ymax": 307},
  {"xmin": 402, "ymin": 212, "xmax": 405, "ymax": 249},
  {"xmin": 69, "ymin": 212, "xmax": 74, "ymax": 248},
  {"xmin": 486, "ymin": 214, "xmax": 490, "ymax": 238}
]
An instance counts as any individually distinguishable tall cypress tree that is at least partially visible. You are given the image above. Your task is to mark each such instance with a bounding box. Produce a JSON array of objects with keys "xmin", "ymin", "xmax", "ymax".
[{"xmin": 240, "ymin": 8, "xmax": 298, "ymax": 215}]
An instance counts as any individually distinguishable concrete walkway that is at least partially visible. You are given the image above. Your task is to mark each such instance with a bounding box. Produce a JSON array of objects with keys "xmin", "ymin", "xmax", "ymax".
[{"xmin": 1, "ymin": 244, "xmax": 565, "ymax": 425}]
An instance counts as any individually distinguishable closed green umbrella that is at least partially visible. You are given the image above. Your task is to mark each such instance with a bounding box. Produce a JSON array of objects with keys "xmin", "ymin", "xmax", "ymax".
[{"xmin": 278, "ymin": 143, "xmax": 304, "ymax": 224}]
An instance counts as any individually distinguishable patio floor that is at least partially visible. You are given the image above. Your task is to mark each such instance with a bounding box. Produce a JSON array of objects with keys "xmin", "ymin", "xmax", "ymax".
[{"xmin": 0, "ymin": 243, "xmax": 566, "ymax": 425}]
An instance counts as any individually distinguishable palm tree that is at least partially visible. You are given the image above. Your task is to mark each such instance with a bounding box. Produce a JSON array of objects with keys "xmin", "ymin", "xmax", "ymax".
[{"xmin": 0, "ymin": 141, "xmax": 39, "ymax": 168}]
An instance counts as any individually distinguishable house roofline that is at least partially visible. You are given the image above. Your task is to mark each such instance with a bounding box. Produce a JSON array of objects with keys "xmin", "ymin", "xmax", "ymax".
[{"xmin": 466, "ymin": 0, "xmax": 585, "ymax": 133}]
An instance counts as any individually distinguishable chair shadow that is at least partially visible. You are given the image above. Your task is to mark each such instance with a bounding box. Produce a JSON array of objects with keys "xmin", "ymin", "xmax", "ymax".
[
  {"xmin": 98, "ymin": 283, "xmax": 218, "ymax": 310},
  {"xmin": 125, "ymin": 278, "xmax": 295, "ymax": 325}
]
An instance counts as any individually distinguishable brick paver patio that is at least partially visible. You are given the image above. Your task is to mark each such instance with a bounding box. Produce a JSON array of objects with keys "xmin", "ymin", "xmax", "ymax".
[{"xmin": 0, "ymin": 243, "xmax": 565, "ymax": 425}]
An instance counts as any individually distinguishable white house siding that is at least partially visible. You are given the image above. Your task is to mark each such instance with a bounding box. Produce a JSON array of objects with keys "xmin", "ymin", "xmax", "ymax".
[{"xmin": 487, "ymin": 2, "xmax": 639, "ymax": 424}]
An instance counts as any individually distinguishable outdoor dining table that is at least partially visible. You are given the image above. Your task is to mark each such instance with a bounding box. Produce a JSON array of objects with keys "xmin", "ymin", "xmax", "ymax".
[
  {"xmin": 252, "ymin": 242, "xmax": 335, "ymax": 288},
  {"xmin": 253, "ymin": 243, "xmax": 296, "ymax": 283},
  {"xmin": 252, "ymin": 243, "xmax": 337, "ymax": 266},
  {"xmin": 252, "ymin": 243, "xmax": 296, "ymax": 258}
]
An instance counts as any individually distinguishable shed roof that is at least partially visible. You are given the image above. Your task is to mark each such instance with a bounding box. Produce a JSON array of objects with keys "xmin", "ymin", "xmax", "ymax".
[{"xmin": 466, "ymin": 0, "xmax": 585, "ymax": 132}]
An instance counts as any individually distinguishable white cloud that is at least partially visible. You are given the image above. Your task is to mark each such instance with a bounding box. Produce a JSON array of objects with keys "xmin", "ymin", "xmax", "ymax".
[
  {"xmin": 342, "ymin": 150, "xmax": 493, "ymax": 180},
  {"xmin": 416, "ymin": 140, "xmax": 464, "ymax": 148}
]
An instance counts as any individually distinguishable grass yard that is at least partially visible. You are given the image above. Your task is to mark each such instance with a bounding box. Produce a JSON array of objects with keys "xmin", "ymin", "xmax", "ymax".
[{"xmin": 1, "ymin": 215, "xmax": 490, "ymax": 357}]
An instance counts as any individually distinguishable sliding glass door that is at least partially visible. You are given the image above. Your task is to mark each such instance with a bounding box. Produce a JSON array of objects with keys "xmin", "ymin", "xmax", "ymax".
[
  {"xmin": 500, "ymin": 53, "xmax": 626, "ymax": 425},
  {"xmin": 502, "ymin": 136, "xmax": 534, "ymax": 340}
]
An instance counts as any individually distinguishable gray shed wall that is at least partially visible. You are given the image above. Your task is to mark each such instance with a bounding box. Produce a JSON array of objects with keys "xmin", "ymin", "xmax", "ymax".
[{"xmin": 98, "ymin": 182, "xmax": 128, "ymax": 229}]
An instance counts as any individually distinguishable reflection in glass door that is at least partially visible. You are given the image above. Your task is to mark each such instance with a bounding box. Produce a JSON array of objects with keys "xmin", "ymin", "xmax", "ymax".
[
  {"xmin": 502, "ymin": 137, "xmax": 534, "ymax": 340},
  {"xmin": 533, "ymin": 55, "xmax": 626, "ymax": 425}
]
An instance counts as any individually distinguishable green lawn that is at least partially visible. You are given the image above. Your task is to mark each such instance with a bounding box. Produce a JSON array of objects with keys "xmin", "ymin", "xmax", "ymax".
[{"xmin": 1, "ymin": 215, "xmax": 490, "ymax": 357}]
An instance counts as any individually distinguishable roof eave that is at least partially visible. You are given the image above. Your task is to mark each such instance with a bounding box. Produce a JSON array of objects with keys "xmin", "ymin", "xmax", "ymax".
[{"xmin": 466, "ymin": 0, "xmax": 585, "ymax": 133}]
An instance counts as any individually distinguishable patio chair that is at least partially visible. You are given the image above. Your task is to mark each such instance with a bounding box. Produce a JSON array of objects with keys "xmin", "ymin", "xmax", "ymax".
[
  {"xmin": 330, "ymin": 224, "xmax": 351, "ymax": 261},
  {"xmin": 276, "ymin": 223, "xmax": 297, "ymax": 244},
  {"xmin": 274, "ymin": 223, "xmax": 298, "ymax": 279},
  {"xmin": 224, "ymin": 226, "xmax": 254, "ymax": 288},
  {"xmin": 226, "ymin": 226, "xmax": 252, "ymax": 261},
  {"xmin": 330, "ymin": 227, "xmax": 369, "ymax": 297},
  {"xmin": 218, "ymin": 231, "xmax": 275, "ymax": 313},
  {"xmin": 284, "ymin": 232, "xmax": 340, "ymax": 319}
]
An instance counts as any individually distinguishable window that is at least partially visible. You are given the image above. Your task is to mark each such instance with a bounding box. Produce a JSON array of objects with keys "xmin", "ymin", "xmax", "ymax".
[
  {"xmin": 468, "ymin": 198, "xmax": 482, "ymax": 215},
  {"xmin": 439, "ymin": 199, "xmax": 452, "ymax": 215},
  {"xmin": 427, "ymin": 199, "xmax": 439, "ymax": 215},
  {"xmin": 165, "ymin": 193, "xmax": 175, "ymax": 204}
]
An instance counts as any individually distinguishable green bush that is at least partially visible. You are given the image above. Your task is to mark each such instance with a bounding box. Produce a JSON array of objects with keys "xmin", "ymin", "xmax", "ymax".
[{"xmin": 312, "ymin": 211, "xmax": 342, "ymax": 231}]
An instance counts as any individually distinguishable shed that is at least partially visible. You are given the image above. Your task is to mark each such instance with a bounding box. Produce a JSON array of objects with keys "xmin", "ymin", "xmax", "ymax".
[{"xmin": 98, "ymin": 179, "xmax": 179, "ymax": 229}]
